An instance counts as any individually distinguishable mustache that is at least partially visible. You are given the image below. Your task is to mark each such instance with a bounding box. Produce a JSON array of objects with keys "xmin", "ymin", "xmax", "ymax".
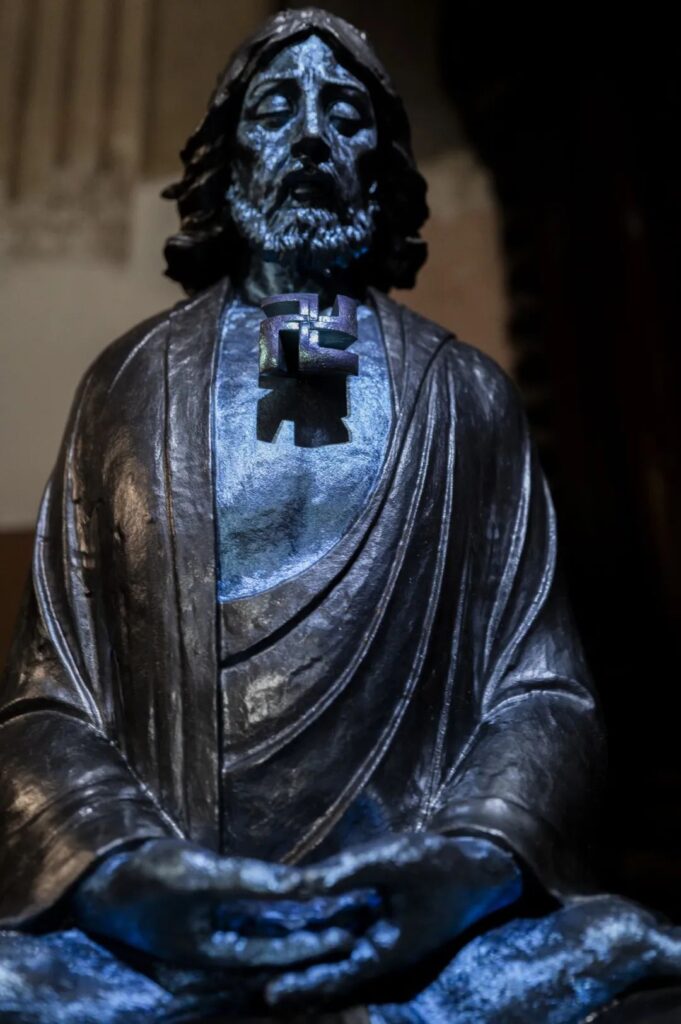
[{"xmin": 274, "ymin": 167, "xmax": 340, "ymax": 211}]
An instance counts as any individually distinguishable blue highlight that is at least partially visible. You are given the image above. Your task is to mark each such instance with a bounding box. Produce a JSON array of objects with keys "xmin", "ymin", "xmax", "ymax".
[
  {"xmin": 213, "ymin": 299, "xmax": 393, "ymax": 602},
  {"xmin": 3, "ymin": 895, "xmax": 679, "ymax": 1020}
]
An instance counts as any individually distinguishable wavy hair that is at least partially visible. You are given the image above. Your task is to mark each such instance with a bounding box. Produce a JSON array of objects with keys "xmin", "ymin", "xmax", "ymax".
[{"xmin": 163, "ymin": 7, "xmax": 428, "ymax": 295}]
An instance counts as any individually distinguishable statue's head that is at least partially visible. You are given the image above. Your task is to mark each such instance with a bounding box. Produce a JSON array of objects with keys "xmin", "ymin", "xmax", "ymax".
[{"xmin": 164, "ymin": 7, "xmax": 428, "ymax": 295}]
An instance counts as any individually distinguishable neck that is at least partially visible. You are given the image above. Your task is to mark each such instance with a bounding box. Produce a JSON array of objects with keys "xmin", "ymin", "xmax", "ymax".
[{"xmin": 239, "ymin": 253, "xmax": 367, "ymax": 310}]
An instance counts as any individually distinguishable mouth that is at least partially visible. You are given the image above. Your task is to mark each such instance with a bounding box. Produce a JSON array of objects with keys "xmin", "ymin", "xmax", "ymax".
[{"xmin": 279, "ymin": 169, "xmax": 337, "ymax": 208}]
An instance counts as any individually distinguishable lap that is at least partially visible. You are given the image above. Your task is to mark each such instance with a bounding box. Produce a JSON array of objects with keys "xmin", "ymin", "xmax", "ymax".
[
  {"xmin": 0, "ymin": 928, "xmax": 169, "ymax": 1022},
  {"xmin": 3, "ymin": 898, "xmax": 681, "ymax": 1024},
  {"xmin": 0, "ymin": 928, "xmax": 367, "ymax": 1022},
  {"xmin": 371, "ymin": 895, "xmax": 681, "ymax": 1024}
]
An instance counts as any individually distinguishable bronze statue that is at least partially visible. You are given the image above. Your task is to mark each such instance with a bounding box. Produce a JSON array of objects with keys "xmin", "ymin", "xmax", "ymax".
[{"xmin": 1, "ymin": 9, "xmax": 681, "ymax": 1023}]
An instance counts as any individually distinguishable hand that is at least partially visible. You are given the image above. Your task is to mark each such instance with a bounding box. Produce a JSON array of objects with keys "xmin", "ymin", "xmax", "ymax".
[
  {"xmin": 72, "ymin": 838, "xmax": 372, "ymax": 971},
  {"xmin": 265, "ymin": 832, "xmax": 522, "ymax": 1010},
  {"xmin": 388, "ymin": 895, "xmax": 681, "ymax": 1024}
]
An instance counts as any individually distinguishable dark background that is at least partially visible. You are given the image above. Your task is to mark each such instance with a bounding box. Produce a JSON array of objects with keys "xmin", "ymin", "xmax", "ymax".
[{"xmin": 438, "ymin": 4, "xmax": 681, "ymax": 914}]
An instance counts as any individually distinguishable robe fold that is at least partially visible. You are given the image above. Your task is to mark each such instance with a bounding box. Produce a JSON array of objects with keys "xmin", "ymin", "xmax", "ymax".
[{"xmin": 0, "ymin": 278, "xmax": 604, "ymax": 926}]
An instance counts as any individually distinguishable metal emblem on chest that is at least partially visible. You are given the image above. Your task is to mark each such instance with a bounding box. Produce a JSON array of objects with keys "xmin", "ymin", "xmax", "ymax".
[{"xmin": 259, "ymin": 293, "xmax": 359, "ymax": 379}]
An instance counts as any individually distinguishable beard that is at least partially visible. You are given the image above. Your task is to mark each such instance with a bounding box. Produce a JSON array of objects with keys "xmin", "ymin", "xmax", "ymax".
[{"xmin": 225, "ymin": 177, "xmax": 378, "ymax": 273}]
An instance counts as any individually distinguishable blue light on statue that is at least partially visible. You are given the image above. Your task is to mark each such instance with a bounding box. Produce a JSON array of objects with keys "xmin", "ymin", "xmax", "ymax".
[
  {"xmin": 3, "ymin": 895, "xmax": 679, "ymax": 1022},
  {"xmin": 213, "ymin": 300, "xmax": 393, "ymax": 602}
]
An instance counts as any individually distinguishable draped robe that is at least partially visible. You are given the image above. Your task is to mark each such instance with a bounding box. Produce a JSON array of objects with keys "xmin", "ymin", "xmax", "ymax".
[{"xmin": 0, "ymin": 278, "xmax": 603, "ymax": 926}]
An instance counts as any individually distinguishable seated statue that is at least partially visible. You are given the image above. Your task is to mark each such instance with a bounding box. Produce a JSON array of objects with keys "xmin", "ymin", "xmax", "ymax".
[{"xmin": 1, "ymin": 8, "xmax": 680, "ymax": 1023}]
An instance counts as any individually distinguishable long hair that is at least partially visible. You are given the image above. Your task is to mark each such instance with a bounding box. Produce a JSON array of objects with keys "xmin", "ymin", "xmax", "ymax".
[{"xmin": 163, "ymin": 7, "xmax": 428, "ymax": 295}]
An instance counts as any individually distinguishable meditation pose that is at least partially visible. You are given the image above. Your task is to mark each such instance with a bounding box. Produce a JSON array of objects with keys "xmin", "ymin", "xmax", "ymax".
[{"xmin": 1, "ymin": 9, "xmax": 680, "ymax": 1023}]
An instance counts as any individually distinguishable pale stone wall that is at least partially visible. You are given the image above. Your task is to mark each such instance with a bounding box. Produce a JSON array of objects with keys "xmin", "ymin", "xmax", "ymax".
[{"xmin": 0, "ymin": 178, "xmax": 179, "ymax": 528}]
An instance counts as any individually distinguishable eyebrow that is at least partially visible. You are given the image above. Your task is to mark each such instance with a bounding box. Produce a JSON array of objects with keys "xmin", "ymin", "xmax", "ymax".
[{"xmin": 247, "ymin": 74, "xmax": 370, "ymax": 97}]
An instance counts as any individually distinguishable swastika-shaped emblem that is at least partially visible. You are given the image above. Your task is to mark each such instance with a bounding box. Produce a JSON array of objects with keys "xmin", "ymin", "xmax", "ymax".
[{"xmin": 259, "ymin": 293, "xmax": 359, "ymax": 379}]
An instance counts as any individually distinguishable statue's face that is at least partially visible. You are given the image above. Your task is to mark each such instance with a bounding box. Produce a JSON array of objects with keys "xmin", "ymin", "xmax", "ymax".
[{"xmin": 227, "ymin": 34, "xmax": 379, "ymax": 274}]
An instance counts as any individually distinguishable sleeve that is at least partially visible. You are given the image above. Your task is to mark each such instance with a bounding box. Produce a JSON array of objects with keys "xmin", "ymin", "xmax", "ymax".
[
  {"xmin": 429, "ymin": 358, "xmax": 605, "ymax": 898},
  {"xmin": 0, "ymin": 358, "xmax": 177, "ymax": 929}
]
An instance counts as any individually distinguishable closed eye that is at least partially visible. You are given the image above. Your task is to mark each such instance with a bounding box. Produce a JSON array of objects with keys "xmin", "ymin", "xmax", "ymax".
[
  {"xmin": 329, "ymin": 100, "xmax": 362, "ymax": 125},
  {"xmin": 325, "ymin": 88, "xmax": 373, "ymax": 137},
  {"xmin": 247, "ymin": 89, "xmax": 293, "ymax": 127}
]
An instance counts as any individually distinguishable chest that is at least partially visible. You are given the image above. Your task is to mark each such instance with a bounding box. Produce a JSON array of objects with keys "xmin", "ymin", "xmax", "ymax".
[{"xmin": 213, "ymin": 302, "xmax": 393, "ymax": 602}]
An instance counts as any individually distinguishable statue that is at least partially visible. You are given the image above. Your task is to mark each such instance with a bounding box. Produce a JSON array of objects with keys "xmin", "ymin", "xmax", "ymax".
[{"xmin": 2, "ymin": 8, "xmax": 681, "ymax": 1023}]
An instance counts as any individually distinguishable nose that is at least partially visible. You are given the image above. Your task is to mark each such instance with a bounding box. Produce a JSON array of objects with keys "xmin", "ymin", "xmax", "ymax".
[
  {"xmin": 290, "ymin": 92, "xmax": 330, "ymax": 166},
  {"xmin": 291, "ymin": 133, "xmax": 331, "ymax": 165}
]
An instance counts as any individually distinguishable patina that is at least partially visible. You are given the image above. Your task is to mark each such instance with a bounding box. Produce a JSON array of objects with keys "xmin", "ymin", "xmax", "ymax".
[
  {"xmin": 1, "ymin": 8, "xmax": 681, "ymax": 1024},
  {"xmin": 215, "ymin": 299, "xmax": 391, "ymax": 601}
]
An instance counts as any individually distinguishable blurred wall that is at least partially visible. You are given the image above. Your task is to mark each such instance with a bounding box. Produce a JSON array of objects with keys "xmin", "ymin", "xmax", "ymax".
[
  {"xmin": 1, "ymin": 0, "xmax": 274, "ymax": 529},
  {"xmin": 0, "ymin": 0, "xmax": 511, "ymax": 662}
]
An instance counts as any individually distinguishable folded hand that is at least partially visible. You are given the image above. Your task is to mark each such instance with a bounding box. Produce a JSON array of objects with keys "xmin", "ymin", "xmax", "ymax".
[
  {"xmin": 264, "ymin": 832, "xmax": 522, "ymax": 1010},
  {"xmin": 72, "ymin": 838, "xmax": 379, "ymax": 972}
]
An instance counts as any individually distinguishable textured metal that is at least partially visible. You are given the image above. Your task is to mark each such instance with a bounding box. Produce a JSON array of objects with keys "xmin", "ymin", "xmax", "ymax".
[
  {"xmin": 3, "ymin": 895, "xmax": 681, "ymax": 1021},
  {"xmin": 369, "ymin": 896, "xmax": 681, "ymax": 1024},
  {"xmin": 215, "ymin": 300, "xmax": 391, "ymax": 602},
  {"xmin": 163, "ymin": 8, "xmax": 428, "ymax": 295},
  {"xmin": 0, "ymin": 276, "xmax": 603, "ymax": 917},
  {"xmin": 259, "ymin": 293, "xmax": 359, "ymax": 378},
  {"xmin": 0, "ymin": 7, "xmax": 672, "ymax": 1024}
]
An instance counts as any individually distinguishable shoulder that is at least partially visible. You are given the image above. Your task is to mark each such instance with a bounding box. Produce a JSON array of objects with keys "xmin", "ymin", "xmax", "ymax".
[
  {"xmin": 78, "ymin": 278, "xmax": 227, "ymax": 401},
  {"xmin": 83, "ymin": 308, "xmax": 172, "ymax": 394},
  {"xmin": 376, "ymin": 290, "xmax": 523, "ymax": 428},
  {"xmin": 83, "ymin": 291, "xmax": 201, "ymax": 395},
  {"xmin": 44, "ymin": 309, "xmax": 173, "ymax": 452},
  {"xmin": 443, "ymin": 336, "xmax": 522, "ymax": 427},
  {"xmin": 63, "ymin": 295, "xmax": 187, "ymax": 443}
]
